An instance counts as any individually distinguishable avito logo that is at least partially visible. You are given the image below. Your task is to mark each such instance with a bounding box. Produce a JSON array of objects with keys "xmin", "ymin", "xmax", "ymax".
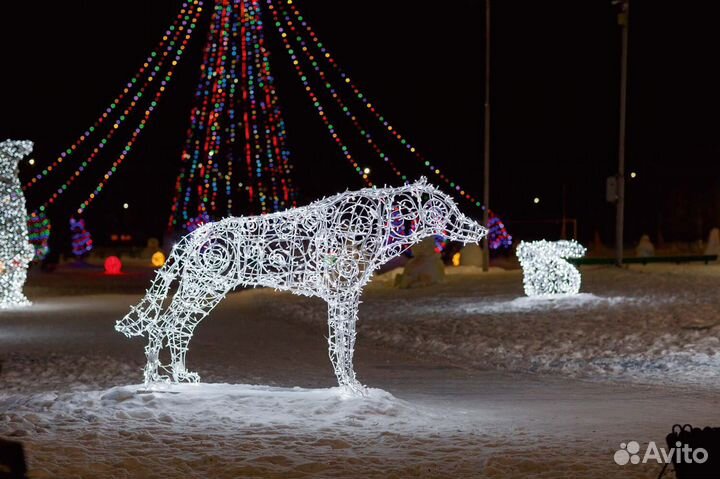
[{"xmin": 614, "ymin": 440, "xmax": 708, "ymax": 465}]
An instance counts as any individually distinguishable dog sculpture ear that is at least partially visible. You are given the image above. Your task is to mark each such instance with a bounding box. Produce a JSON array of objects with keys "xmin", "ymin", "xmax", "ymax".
[{"xmin": 415, "ymin": 176, "xmax": 428, "ymax": 186}]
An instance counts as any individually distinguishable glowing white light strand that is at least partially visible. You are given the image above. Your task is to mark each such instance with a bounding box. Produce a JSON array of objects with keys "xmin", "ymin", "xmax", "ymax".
[
  {"xmin": 116, "ymin": 179, "xmax": 487, "ymax": 394},
  {"xmin": 516, "ymin": 240, "xmax": 586, "ymax": 297},
  {"xmin": 0, "ymin": 140, "xmax": 35, "ymax": 308}
]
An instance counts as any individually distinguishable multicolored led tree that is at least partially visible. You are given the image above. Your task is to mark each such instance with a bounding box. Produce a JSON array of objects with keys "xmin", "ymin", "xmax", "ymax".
[
  {"xmin": 166, "ymin": 0, "xmax": 511, "ymax": 247},
  {"xmin": 263, "ymin": 0, "xmax": 512, "ymax": 249},
  {"xmin": 22, "ymin": 0, "xmax": 203, "ymax": 257},
  {"xmin": 27, "ymin": 211, "xmax": 51, "ymax": 261},
  {"xmin": 24, "ymin": 0, "xmax": 512, "ymax": 252},
  {"xmin": 70, "ymin": 217, "xmax": 93, "ymax": 258},
  {"xmin": 167, "ymin": 0, "xmax": 297, "ymax": 230}
]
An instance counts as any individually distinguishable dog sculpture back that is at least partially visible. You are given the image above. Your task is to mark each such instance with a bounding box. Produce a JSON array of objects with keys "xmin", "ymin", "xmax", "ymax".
[{"xmin": 117, "ymin": 179, "xmax": 487, "ymax": 393}]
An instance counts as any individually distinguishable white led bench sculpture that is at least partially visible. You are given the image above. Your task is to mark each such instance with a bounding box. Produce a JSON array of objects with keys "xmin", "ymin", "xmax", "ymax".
[
  {"xmin": 0, "ymin": 140, "xmax": 35, "ymax": 309},
  {"xmin": 117, "ymin": 179, "xmax": 487, "ymax": 394},
  {"xmin": 516, "ymin": 240, "xmax": 586, "ymax": 297}
]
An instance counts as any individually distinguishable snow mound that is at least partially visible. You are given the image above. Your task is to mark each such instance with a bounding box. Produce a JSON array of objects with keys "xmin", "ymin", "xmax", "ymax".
[
  {"xmin": 97, "ymin": 383, "xmax": 417, "ymax": 425},
  {"xmin": 1, "ymin": 383, "xmax": 486, "ymax": 478},
  {"xmin": 394, "ymin": 238, "xmax": 445, "ymax": 289},
  {"xmin": 1, "ymin": 383, "xmax": 427, "ymax": 440}
]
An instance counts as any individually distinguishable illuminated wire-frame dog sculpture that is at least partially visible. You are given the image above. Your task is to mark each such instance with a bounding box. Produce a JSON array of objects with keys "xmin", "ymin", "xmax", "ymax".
[{"xmin": 117, "ymin": 179, "xmax": 487, "ymax": 394}]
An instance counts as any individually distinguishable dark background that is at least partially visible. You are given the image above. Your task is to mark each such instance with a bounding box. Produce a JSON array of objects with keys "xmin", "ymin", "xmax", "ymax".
[{"xmin": 2, "ymin": 1, "xmax": 720, "ymax": 252}]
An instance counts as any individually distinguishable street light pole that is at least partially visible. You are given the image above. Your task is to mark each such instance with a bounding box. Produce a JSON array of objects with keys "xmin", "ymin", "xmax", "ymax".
[
  {"xmin": 482, "ymin": 0, "xmax": 491, "ymax": 272},
  {"xmin": 615, "ymin": 0, "xmax": 629, "ymax": 267}
]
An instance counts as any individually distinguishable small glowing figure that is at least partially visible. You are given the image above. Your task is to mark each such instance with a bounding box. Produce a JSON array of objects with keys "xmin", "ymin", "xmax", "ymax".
[
  {"xmin": 452, "ymin": 252, "xmax": 461, "ymax": 267},
  {"xmin": 516, "ymin": 240, "xmax": 586, "ymax": 297},
  {"xmin": 116, "ymin": 179, "xmax": 487, "ymax": 394}
]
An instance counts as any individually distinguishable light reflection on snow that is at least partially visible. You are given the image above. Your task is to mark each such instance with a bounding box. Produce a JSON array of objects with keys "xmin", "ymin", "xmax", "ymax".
[
  {"xmin": 460, "ymin": 293, "xmax": 634, "ymax": 314},
  {"xmin": 1, "ymin": 383, "xmax": 451, "ymax": 448},
  {"xmin": 410, "ymin": 293, "xmax": 640, "ymax": 316},
  {"xmin": 0, "ymin": 296, "xmax": 130, "ymax": 314}
]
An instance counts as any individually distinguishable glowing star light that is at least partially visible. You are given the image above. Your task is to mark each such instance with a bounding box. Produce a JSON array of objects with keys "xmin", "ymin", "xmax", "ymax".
[
  {"xmin": 516, "ymin": 240, "xmax": 586, "ymax": 297},
  {"xmin": 116, "ymin": 179, "xmax": 487, "ymax": 395},
  {"xmin": 0, "ymin": 140, "xmax": 36, "ymax": 308}
]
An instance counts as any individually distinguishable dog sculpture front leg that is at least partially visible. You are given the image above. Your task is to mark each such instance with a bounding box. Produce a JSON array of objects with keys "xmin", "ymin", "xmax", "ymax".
[
  {"xmin": 326, "ymin": 291, "xmax": 365, "ymax": 395},
  {"xmin": 163, "ymin": 279, "xmax": 234, "ymax": 384}
]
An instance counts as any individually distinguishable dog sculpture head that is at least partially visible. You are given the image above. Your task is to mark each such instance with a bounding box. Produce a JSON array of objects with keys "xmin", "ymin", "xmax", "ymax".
[{"xmin": 408, "ymin": 178, "xmax": 487, "ymax": 245}]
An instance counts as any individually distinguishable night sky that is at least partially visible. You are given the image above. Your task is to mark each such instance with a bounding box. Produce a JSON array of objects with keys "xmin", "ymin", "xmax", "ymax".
[{"xmin": 2, "ymin": 1, "xmax": 720, "ymax": 252}]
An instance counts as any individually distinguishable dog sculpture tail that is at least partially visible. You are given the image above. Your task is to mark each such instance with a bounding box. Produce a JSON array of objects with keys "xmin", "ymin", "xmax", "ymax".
[{"xmin": 115, "ymin": 238, "xmax": 188, "ymax": 337}]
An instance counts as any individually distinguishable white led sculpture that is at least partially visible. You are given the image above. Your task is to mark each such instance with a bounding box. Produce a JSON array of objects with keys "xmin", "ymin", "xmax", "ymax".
[
  {"xmin": 0, "ymin": 140, "xmax": 35, "ymax": 309},
  {"xmin": 516, "ymin": 240, "xmax": 586, "ymax": 297},
  {"xmin": 116, "ymin": 179, "xmax": 487, "ymax": 394}
]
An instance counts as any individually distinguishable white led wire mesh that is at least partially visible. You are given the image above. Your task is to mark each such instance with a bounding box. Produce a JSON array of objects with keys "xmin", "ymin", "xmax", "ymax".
[
  {"xmin": 516, "ymin": 239, "xmax": 586, "ymax": 297},
  {"xmin": 116, "ymin": 179, "xmax": 487, "ymax": 394},
  {"xmin": 0, "ymin": 140, "xmax": 35, "ymax": 309}
]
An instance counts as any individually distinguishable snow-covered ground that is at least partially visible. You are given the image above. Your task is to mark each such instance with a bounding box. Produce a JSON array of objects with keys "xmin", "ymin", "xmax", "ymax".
[
  {"xmin": 361, "ymin": 265, "xmax": 720, "ymax": 389},
  {"xmin": 1, "ymin": 264, "xmax": 720, "ymax": 478}
]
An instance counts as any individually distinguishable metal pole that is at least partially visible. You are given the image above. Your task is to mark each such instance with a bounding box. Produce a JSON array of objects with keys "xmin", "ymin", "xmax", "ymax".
[
  {"xmin": 615, "ymin": 0, "xmax": 629, "ymax": 267},
  {"xmin": 481, "ymin": 0, "xmax": 491, "ymax": 272},
  {"xmin": 561, "ymin": 184, "xmax": 567, "ymax": 239}
]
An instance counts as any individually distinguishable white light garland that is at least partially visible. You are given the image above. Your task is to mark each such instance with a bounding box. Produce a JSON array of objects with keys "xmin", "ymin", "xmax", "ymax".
[
  {"xmin": 116, "ymin": 179, "xmax": 487, "ymax": 394},
  {"xmin": 0, "ymin": 140, "xmax": 35, "ymax": 308},
  {"xmin": 516, "ymin": 240, "xmax": 586, "ymax": 297}
]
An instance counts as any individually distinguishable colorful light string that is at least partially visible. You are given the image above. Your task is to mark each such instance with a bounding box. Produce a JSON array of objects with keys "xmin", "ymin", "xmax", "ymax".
[
  {"xmin": 168, "ymin": 0, "xmax": 225, "ymax": 228},
  {"xmin": 37, "ymin": 2, "xmax": 201, "ymax": 213},
  {"xmin": 26, "ymin": 0, "xmax": 511, "ymax": 254},
  {"xmin": 268, "ymin": 0, "xmax": 512, "ymax": 249},
  {"xmin": 272, "ymin": 0, "xmax": 484, "ymax": 205},
  {"xmin": 22, "ymin": 1, "xmax": 201, "ymax": 260},
  {"xmin": 76, "ymin": 2, "xmax": 203, "ymax": 214},
  {"xmin": 269, "ymin": 2, "xmax": 406, "ymax": 183},
  {"xmin": 168, "ymin": 0, "xmax": 297, "ymax": 231},
  {"xmin": 25, "ymin": 1, "xmax": 200, "ymax": 193}
]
